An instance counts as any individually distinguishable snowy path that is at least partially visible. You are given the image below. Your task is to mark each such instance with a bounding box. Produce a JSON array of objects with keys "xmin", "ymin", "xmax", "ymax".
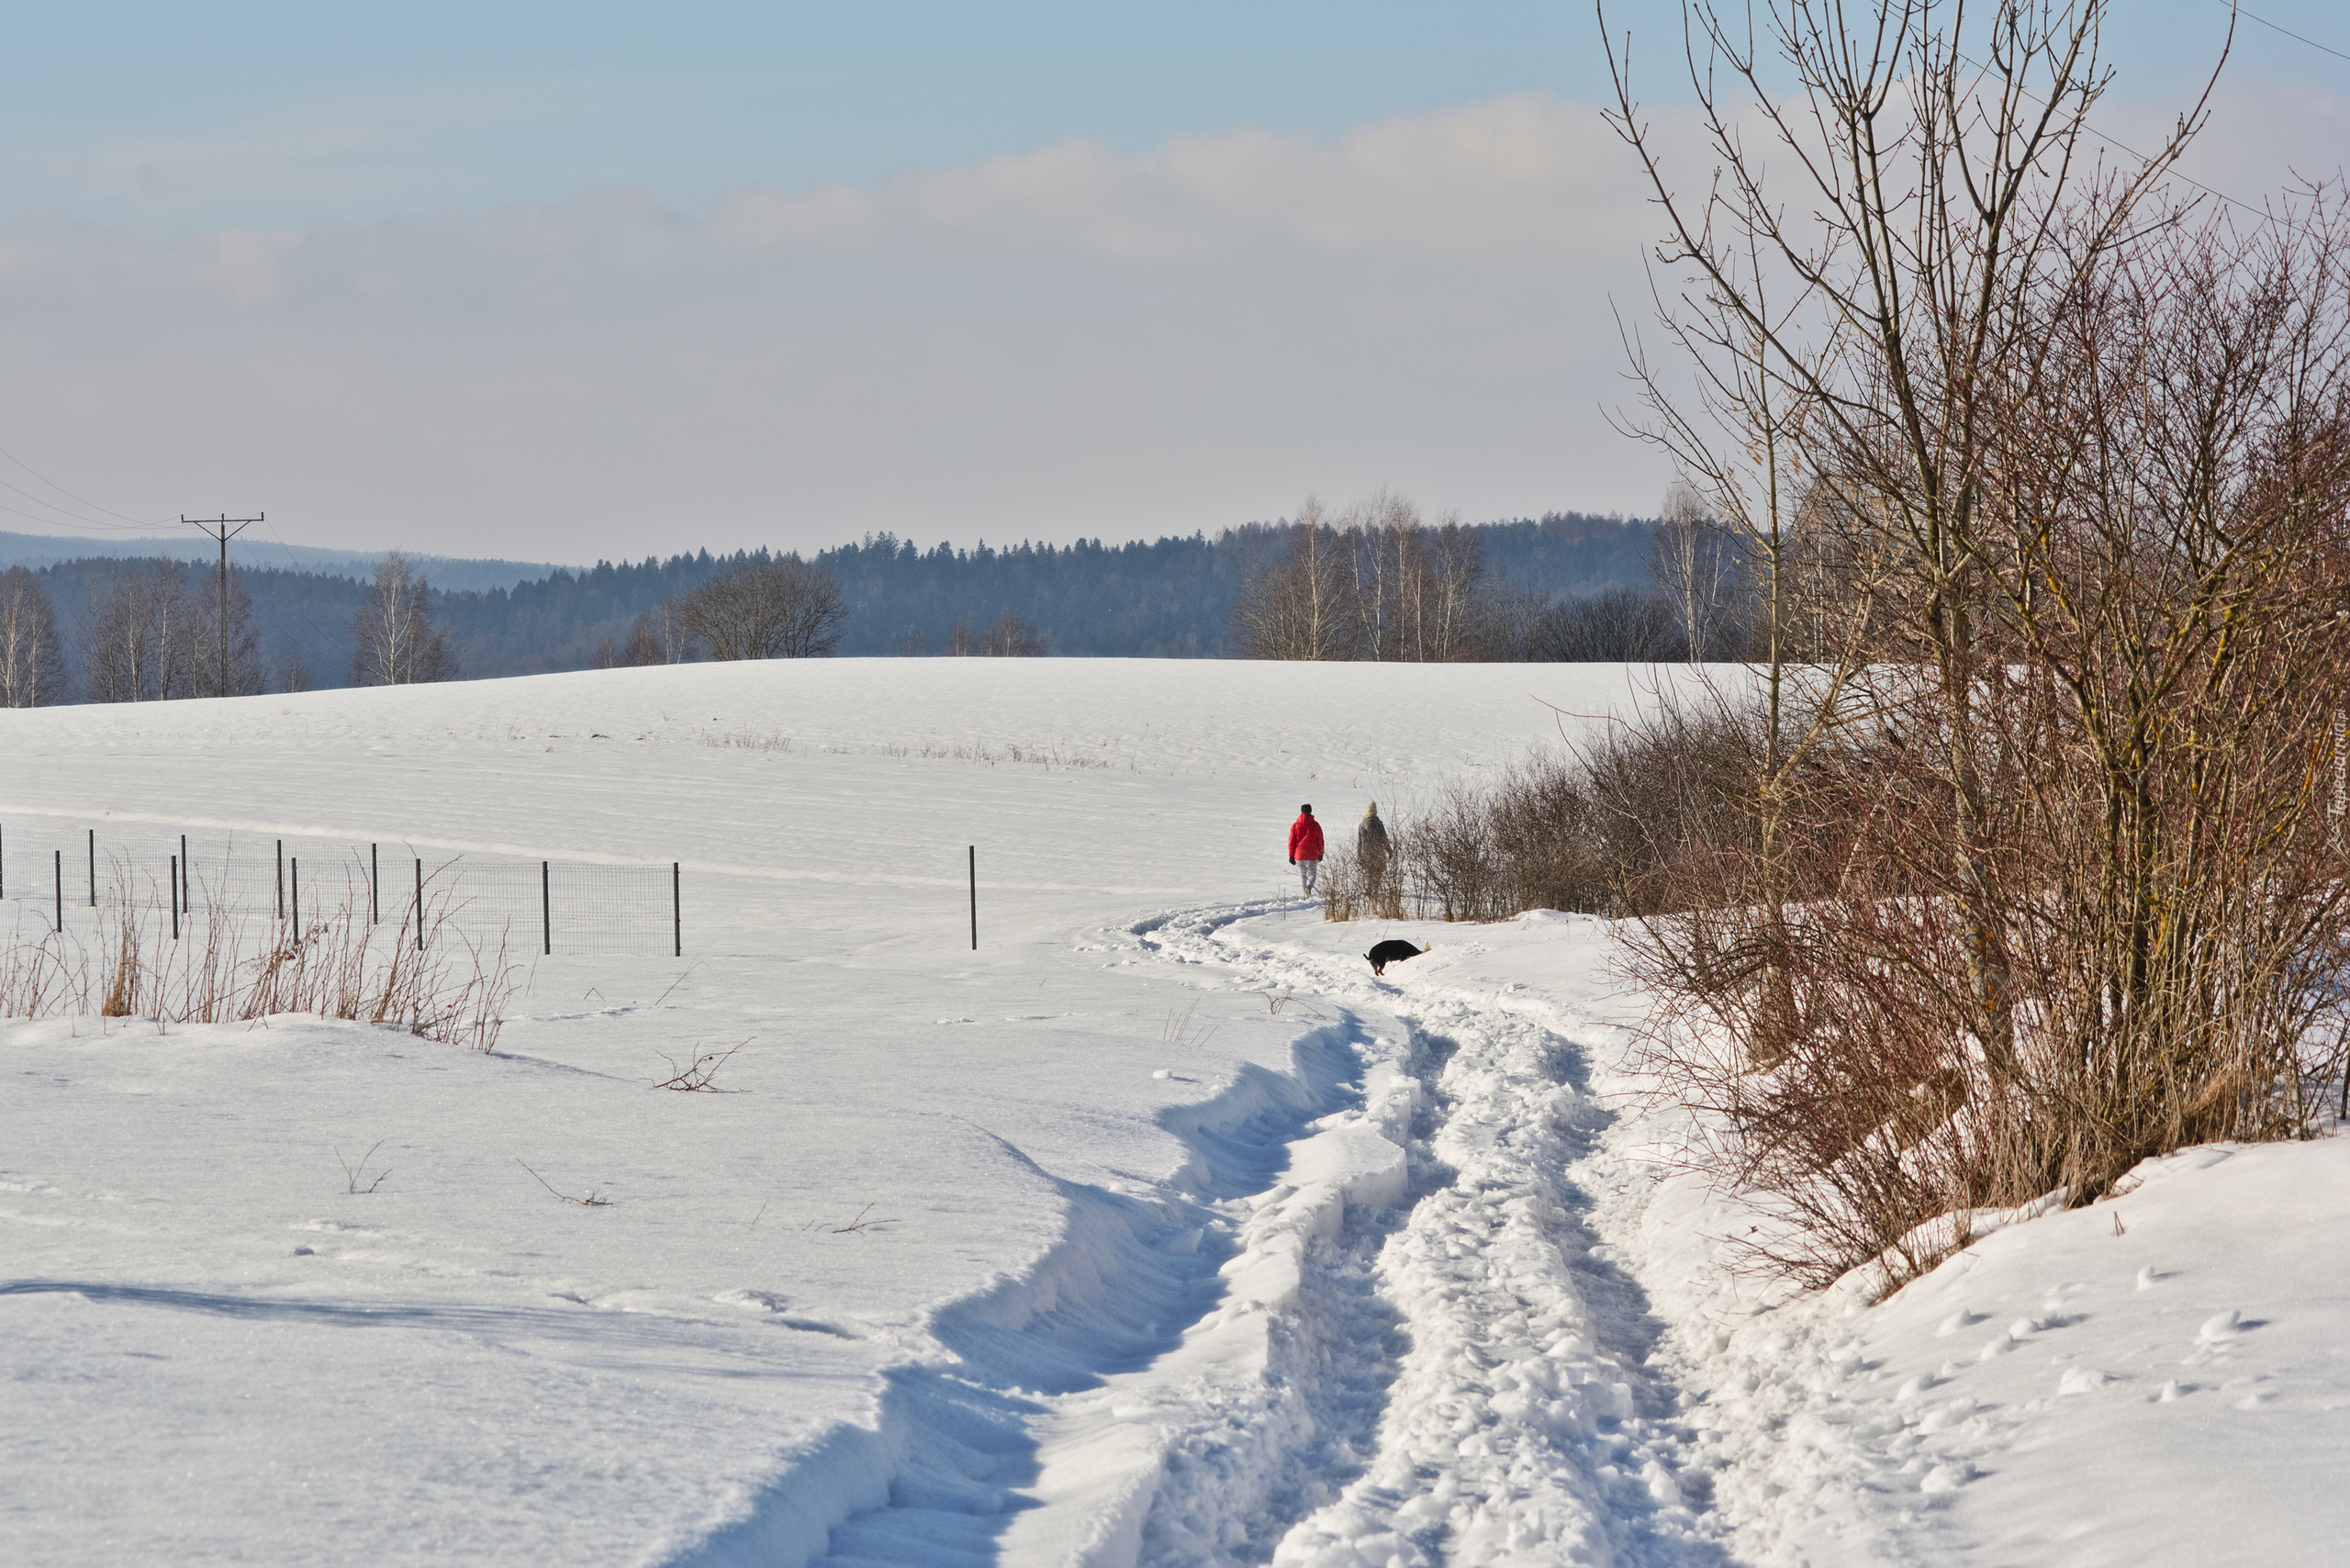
[{"xmin": 775, "ymin": 899, "xmax": 1731, "ymax": 1567}]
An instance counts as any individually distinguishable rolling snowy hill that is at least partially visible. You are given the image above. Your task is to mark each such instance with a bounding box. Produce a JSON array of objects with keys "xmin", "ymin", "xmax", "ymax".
[{"xmin": 2, "ymin": 659, "xmax": 2343, "ymax": 1566}]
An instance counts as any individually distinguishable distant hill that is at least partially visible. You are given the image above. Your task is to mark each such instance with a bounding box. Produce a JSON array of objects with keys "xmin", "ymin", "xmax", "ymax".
[
  {"xmin": 0, "ymin": 531, "xmax": 565, "ymax": 594},
  {"xmin": 14, "ymin": 511, "xmax": 1661, "ymax": 695}
]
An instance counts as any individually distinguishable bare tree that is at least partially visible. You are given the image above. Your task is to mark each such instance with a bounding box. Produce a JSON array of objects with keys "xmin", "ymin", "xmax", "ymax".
[
  {"xmin": 192, "ymin": 572, "xmax": 263, "ymax": 697},
  {"xmin": 675, "ymin": 557, "xmax": 847, "ymax": 660},
  {"xmin": 349, "ymin": 552, "xmax": 457, "ymax": 687},
  {"xmin": 1418, "ymin": 515, "xmax": 1487, "ymax": 661},
  {"xmin": 622, "ymin": 612, "xmax": 666, "ymax": 666},
  {"xmin": 0, "ymin": 566, "xmax": 66, "ymax": 706},
  {"xmin": 83, "ymin": 561, "xmax": 204, "ymax": 703},
  {"xmin": 1231, "ymin": 499, "xmax": 1363, "ymax": 659},
  {"xmin": 978, "ymin": 610, "xmax": 1046, "ymax": 656},
  {"xmin": 1592, "ymin": 0, "xmax": 2350, "ymax": 1285},
  {"xmin": 1649, "ymin": 476, "xmax": 1744, "ymax": 661},
  {"xmin": 278, "ymin": 644, "xmax": 313, "ymax": 694},
  {"xmin": 1236, "ymin": 490, "xmax": 1497, "ymax": 661},
  {"xmin": 1346, "ymin": 488, "xmax": 1424, "ymax": 660}
]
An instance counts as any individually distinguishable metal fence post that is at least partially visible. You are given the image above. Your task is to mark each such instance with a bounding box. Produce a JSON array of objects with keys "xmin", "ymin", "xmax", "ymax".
[
  {"xmin": 276, "ymin": 840, "xmax": 285, "ymax": 922},
  {"xmin": 673, "ymin": 862, "xmax": 681, "ymax": 958},
  {"xmin": 171, "ymin": 857, "xmax": 180, "ymax": 941},
  {"xmin": 292, "ymin": 858, "xmax": 300, "ymax": 933},
  {"xmin": 969, "ymin": 845, "xmax": 978, "ymax": 951},
  {"xmin": 179, "ymin": 834, "xmax": 188, "ymax": 914},
  {"xmin": 88, "ymin": 828, "xmax": 95, "ymax": 908},
  {"xmin": 371, "ymin": 843, "xmax": 380, "ymax": 924},
  {"xmin": 542, "ymin": 861, "xmax": 551, "ymax": 956},
  {"xmin": 414, "ymin": 858, "xmax": 424, "ymax": 951},
  {"xmin": 54, "ymin": 849, "xmax": 62, "ymax": 935}
]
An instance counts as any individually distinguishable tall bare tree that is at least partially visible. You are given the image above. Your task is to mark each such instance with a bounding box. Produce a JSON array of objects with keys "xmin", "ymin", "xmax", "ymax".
[
  {"xmin": 1235, "ymin": 492, "xmax": 1494, "ymax": 661},
  {"xmin": 1231, "ymin": 499, "xmax": 1364, "ymax": 659},
  {"xmin": 1605, "ymin": 0, "xmax": 2220, "ymax": 1070},
  {"xmin": 83, "ymin": 561, "xmax": 204, "ymax": 703},
  {"xmin": 0, "ymin": 566, "xmax": 66, "ymax": 706},
  {"xmin": 1649, "ymin": 476, "xmax": 1743, "ymax": 661},
  {"xmin": 350, "ymin": 552, "xmax": 457, "ymax": 687}
]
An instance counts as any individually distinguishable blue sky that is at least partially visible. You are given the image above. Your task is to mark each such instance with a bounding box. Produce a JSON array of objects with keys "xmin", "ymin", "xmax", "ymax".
[
  {"xmin": 1, "ymin": 3, "xmax": 1599, "ymax": 232},
  {"xmin": 0, "ymin": 2, "xmax": 2342, "ymax": 562}
]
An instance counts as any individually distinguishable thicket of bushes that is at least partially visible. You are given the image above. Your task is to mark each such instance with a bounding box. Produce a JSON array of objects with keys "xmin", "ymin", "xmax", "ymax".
[
  {"xmin": 1318, "ymin": 700, "xmax": 1755, "ymax": 924},
  {"xmin": 1328, "ymin": 668, "xmax": 2350, "ymax": 1293}
]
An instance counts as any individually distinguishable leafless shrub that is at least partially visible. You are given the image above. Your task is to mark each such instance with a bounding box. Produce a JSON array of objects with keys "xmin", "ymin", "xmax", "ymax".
[
  {"xmin": 1318, "ymin": 713, "xmax": 1757, "ymax": 924},
  {"xmin": 1249, "ymin": 989, "xmax": 1328, "ymax": 1019},
  {"xmin": 336, "ymin": 1140, "xmax": 392, "ymax": 1194},
  {"xmin": 1529, "ymin": 587, "xmax": 1684, "ymax": 663},
  {"xmin": 516, "ymin": 1159, "xmax": 611, "ymax": 1206},
  {"xmin": 648, "ymin": 1037, "xmax": 752, "ymax": 1092},
  {"xmin": 811, "ymin": 1203, "xmax": 895, "ymax": 1235}
]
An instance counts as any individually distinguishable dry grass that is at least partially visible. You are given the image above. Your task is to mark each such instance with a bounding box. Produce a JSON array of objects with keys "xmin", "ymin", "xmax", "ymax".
[{"xmin": 1, "ymin": 863, "xmax": 520, "ymax": 1050}]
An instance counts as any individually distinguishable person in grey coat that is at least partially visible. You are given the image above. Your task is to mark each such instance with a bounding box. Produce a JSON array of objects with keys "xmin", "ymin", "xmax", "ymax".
[{"xmin": 1358, "ymin": 801, "xmax": 1390, "ymax": 879}]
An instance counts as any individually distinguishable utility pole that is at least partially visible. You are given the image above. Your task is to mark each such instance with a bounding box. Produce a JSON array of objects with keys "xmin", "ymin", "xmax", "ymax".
[{"xmin": 186, "ymin": 514, "xmax": 262, "ymax": 698}]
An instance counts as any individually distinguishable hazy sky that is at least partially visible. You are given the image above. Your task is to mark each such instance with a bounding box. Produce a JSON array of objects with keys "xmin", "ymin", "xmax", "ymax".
[{"xmin": 0, "ymin": 2, "xmax": 2341, "ymax": 565}]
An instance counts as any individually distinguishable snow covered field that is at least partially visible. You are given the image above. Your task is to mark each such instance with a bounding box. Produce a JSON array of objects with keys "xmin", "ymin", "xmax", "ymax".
[{"xmin": 4, "ymin": 659, "xmax": 2345, "ymax": 1566}]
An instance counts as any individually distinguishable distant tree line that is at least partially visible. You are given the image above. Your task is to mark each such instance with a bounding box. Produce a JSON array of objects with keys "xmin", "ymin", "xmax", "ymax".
[
  {"xmin": 1230, "ymin": 485, "xmax": 1783, "ymax": 664},
  {"xmin": 0, "ymin": 509, "xmax": 1680, "ymax": 705}
]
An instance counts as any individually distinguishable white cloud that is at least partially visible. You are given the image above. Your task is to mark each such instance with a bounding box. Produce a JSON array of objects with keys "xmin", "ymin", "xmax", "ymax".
[
  {"xmin": 63, "ymin": 85, "xmax": 2307, "ymax": 559},
  {"xmin": 710, "ymin": 95, "xmax": 1634, "ymax": 263}
]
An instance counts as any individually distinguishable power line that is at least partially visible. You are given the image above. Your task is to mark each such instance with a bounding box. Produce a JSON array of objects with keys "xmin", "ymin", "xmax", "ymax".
[
  {"xmin": 1944, "ymin": 39, "xmax": 2330, "ymax": 241},
  {"xmin": 2232, "ymin": 3, "xmax": 2350, "ymax": 67},
  {"xmin": 0, "ymin": 442, "xmax": 165, "ymax": 532}
]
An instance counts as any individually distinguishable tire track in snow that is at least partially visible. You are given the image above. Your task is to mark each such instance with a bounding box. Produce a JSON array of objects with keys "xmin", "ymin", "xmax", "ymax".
[{"xmin": 1136, "ymin": 903, "xmax": 1734, "ymax": 1567}]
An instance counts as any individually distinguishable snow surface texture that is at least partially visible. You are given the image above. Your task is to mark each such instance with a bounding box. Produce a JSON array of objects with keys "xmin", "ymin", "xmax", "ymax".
[{"xmin": 5, "ymin": 660, "xmax": 2346, "ymax": 1566}]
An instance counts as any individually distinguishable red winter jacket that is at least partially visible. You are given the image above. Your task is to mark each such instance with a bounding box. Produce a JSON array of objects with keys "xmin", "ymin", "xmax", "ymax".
[{"xmin": 1288, "ymin": 813, "xmax": 1326, "ymax": 862}]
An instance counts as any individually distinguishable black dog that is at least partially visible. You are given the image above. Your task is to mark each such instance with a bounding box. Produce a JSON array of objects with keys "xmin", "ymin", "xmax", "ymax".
[{"xmin": 1365, "ymin": 939, "xmax": 1428, "ymax": 977}]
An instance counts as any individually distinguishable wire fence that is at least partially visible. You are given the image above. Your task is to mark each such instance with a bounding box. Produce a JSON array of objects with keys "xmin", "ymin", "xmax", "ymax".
[{"xmin": 0, "ymin": 823, "xmax": 681, "ymax": 958}]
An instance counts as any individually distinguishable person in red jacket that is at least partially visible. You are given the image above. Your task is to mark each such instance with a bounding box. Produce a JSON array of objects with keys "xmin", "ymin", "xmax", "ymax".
[{"xmin": 1287, "ymin": 804, "xmax": 1326, "ymax": 896}]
